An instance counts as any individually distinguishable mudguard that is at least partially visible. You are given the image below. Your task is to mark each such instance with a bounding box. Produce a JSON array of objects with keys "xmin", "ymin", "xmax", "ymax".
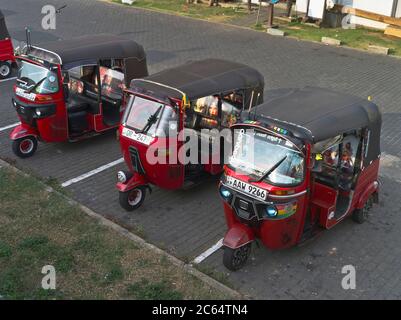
[
  {"xmin": 116, "ymin": 173, "xmax": 149, "ymax": 193},
  {"xmin": 357, "ymin": 181, "xmax": 379, "ymax": 209},
  {"xmin": 9, "ymin": 124, "xmax": 39, "ymax": 141},
  {"xmin": 223, "ymin": 224, "xmax": 255, "ymax": 249}
]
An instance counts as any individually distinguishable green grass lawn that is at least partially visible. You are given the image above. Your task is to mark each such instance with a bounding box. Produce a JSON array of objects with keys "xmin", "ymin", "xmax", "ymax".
[
  {"xmin": 113, "ymin": 0, "xmax": 248, "ymax": 22},
  {"xmin": 281, "ymin": 22, "xmax": 401, "ymax": 56},
  {"xmin": 0, "ymin": 166, "xmax": 228, "ymax": 300}
]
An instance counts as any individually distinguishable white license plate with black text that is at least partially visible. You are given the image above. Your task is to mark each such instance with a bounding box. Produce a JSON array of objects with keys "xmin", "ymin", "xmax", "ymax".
[
  {"xmin": 122, "ymin": 127, "xmax": 153, "ymax": 145},
  {"xmin": 225, "ymin": 176, "xmax": 267, "ymax": 201}
]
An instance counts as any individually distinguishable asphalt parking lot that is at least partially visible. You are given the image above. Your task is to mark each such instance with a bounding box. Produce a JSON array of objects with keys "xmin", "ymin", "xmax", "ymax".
[{"xmin": 1, "ymin": 0, "xmax": 401, "ymax": 299}]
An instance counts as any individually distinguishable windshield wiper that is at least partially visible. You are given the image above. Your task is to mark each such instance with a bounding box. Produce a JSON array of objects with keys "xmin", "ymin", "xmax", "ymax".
[
  {"xmin": 27, "ymin": 76, "xmax": 47, "ymax": 93},
  {"xmin": 140, "ymin": 105, "xmax": 163, "ymax": 134},
  {"xmin": 249, "ymin": 155, "xmax": 288, "ymax": 183}
]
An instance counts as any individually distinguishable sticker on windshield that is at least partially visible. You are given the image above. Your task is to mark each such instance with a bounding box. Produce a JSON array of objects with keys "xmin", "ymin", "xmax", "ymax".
[
  {"xmin": 225, "ymin": 176, "xmax": 267, "ymax": 201},
  {"xmin": 122, "ymin": 127, "xmax": 153, "ymax": 145}
]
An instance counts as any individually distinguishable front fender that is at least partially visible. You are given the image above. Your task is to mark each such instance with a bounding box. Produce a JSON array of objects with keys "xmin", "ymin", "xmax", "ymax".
[
  {"xmin": 223, "ymin": 224, "xmax": 255, "ymax": 249},
  {"xmin": 116, "ymin": 173, "xmax": 149, "ymax": 192},
  {"xmin": 10, "ymin": 124, "xmax": 38, "ymax": 141}
]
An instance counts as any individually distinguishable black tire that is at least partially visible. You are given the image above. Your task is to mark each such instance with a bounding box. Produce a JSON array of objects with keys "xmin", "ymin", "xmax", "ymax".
[
  {"xmin": 352, "ymin": 197, "xmax": 374, "ymax": 224},
  {"xmin": 223, "ymin": 243, "xmax": 251, "ymax": 271},
  {"xmin": 12, "ymin": 136, "xmax": 38, "ymax": 158},
  {"xmin": 119, "ymin": 186, "xmax": 146, "ymax": 211},
  {"xmin": 0, "ymin": 61, "xmax": 12, "ymax": 79}
]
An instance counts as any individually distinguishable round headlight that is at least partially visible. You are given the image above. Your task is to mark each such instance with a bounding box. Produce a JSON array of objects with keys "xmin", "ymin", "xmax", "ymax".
[
  {"xmin": 219, "ymin": 186, "xmax": 232, "ymax": 199},
  {"xmin": 265, "ymin": 206, "xmax": 278, "ymax": 217},
  {"xmin": 117, "ymin": 171, "xmax": 127, "ymax": 183},
  {"xmin": 35, "ymin": 109, "xmax": 42, "ymax": 116}
]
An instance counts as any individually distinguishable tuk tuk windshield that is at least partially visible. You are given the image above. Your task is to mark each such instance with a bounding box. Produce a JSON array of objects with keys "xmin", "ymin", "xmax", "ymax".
[
  {"xmin": 123, "ymin": 95, "xmax": 178, "ymax": 137},
  {"xmin": 229, "ymin": 129, "xmax": 305, "ymax": 186},
  {"xmin": 17, "ymin": 61, "xmax": 59, "ymax": 94}
]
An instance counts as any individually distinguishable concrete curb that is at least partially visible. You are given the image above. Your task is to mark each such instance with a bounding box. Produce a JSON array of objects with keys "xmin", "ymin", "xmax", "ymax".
[{"xmin": 0, "ymin": 158, "xmax": 244, "ymax": 300}]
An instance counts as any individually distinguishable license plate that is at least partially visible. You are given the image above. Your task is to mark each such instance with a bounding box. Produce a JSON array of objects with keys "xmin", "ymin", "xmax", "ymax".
[
  {"xmin": 15, "ymin": 87, "xmax": 36, "ymax": 102},
  {"xmin": 122, "ymin": 127, "xmax": 153, "ymax": 145},
  {"xmin": 226, "ymin": 176, "xmax": 267, "ymax": 201}
]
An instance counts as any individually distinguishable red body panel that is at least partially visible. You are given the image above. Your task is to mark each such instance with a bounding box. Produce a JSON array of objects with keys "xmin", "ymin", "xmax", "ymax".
[
  {"xmin": 116, "ymin": 173, "xmax": 149, "ymax": 192},
  {"xmin": 0, "ymin": 38, "xmax": 15, "ymax": 63},
  {"xmin": 10, "ymin": 123, "xmax": 39, "ymax": 140},
  {"xmin": 353, "ymin": 159, "xmax": 380, "ymax": 209},
  {"xmin": 223, "ymin": 223, "xmax": 255, "ymax": 249},
  {"xmin": 310, "ymin": 182, "xmax": 338, "ymax": 228}
]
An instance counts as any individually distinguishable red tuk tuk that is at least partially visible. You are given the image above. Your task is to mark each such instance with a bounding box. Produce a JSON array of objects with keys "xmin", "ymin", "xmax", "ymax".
[
  {"xmin": 116, "ymin": 59, "xmax": 264, "ymax": 211},
  {"xmin": 0, "ymin": 10, "xmax": 15, "ymax": 79},
  {"xmin": 10, "ymin": 34, "xmax": 148, "ymax": 157},
  {"xmin": 219, "ymin": 87, "xmax": 382, "ymax": 270}
]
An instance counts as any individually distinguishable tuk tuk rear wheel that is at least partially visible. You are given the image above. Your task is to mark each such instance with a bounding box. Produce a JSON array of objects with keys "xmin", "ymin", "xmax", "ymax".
[
  {"xmin": 12, "ymin": 136, "xmax": 38, "ymax": 158},
  {"xmin": 0, "ymin": 62, "xmax": 12, "ymax": 79},
  {"xmin": 223, "ymin": 243, "xmax": 251, "ymax": 271},
  {"xmin": 119, "ymin": 186, "xmax": 146, "ymax": 211},
  {"xmin": 352, "ymin": 197, "xmax": 374, "ymax": 224}
]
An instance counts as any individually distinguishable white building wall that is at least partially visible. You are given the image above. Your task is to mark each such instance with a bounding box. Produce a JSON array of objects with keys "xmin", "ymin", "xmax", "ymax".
[{"xmin": 296, "ymin": 0, "xmax": 397, "ymax": 29}]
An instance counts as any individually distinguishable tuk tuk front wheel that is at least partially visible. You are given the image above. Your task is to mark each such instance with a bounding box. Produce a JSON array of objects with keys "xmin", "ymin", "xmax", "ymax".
[
  {"xmin": 12, "ymin": 136, "xmax": 38, "ymax": 158},
  {"xmin": 352, "ymin": 197, "xmax": 374, "ymax": 224},
  {"xmin": 223, "ymin": 243, "xmax": 251, "ymax": 271},
  {"xmin": 119, "ymin": 186, "xmax": 146, "ymax": 211},
  {"xmin": 0, "ymin": 61, "xmax": 12, "ymax": 79}
]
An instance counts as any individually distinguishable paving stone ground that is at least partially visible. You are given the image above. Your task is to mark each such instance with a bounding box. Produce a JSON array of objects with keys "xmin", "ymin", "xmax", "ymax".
[{"xmin": 0, "ymin": 0, "xmax": 401, "ymax": 299}]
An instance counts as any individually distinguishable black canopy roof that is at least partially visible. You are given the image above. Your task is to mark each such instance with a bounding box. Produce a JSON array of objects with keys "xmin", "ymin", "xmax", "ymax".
[
  {"xmin": 242, "ymin": 87, "xmax": 381, "ymax": 163},
  {"xmin": 130, "ymin": 59, "xmax": 264, "ymax": 101},
  {"xmin": 27, "ymin": 34, "xmax": 146, "ymax": 66},
  {"xmin": 0, "ymin": 10, "xmax": 10, "ymax": 40}
]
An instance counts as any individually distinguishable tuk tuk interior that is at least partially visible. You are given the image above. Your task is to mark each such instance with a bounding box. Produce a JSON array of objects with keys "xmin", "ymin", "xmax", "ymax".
[
  {"xmin": 11, "ymin": 34, "xmax": 148, "ymax": 157},
  {"xmin": 220, "ymin": 87, "xmax": 382, "ymax": 270},
  {"xmin": 117, "ymin": 58, "xmax": 264, "ymax": 210}
]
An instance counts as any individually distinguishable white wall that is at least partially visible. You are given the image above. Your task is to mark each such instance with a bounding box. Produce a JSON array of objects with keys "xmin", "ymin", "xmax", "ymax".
[
  {"xmin": 295, "ymin": 0, "xmax": 396, "ymax": 29},
  {"xmin": 336, "ymin": 0, "xmax": 394, "ymax": 16}
]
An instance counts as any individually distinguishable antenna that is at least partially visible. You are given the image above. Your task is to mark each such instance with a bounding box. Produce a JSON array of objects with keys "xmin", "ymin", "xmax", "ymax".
[{"xmin": 56, "ymin": 4, "xmax": 67, "ymax": 14}]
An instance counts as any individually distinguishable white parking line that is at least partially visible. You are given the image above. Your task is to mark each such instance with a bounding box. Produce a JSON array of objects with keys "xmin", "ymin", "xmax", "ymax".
[
  {"xmin": 0, "ymin": 122, "xmax": 20, "ymax": 132},
  {"xmin": 0, "ymin": 77, "xmax": 17, "ymax": 83},
  {"xmin": 61, "ymin": 157, "xmax": 124, "ymax": 188},
  {"xmin": 193, "ymin": 238, "xmax": 224, "ymax": 264}
]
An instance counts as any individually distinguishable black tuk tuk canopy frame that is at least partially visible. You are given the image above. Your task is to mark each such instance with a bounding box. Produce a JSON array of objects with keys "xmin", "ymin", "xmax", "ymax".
[
  {"xmin": 129, "ymin": 58, "xmax": 265, "ymax": 107},
  {"xmin": 19, "ymin": 34, "xmax": 148, "ymax": 86}
]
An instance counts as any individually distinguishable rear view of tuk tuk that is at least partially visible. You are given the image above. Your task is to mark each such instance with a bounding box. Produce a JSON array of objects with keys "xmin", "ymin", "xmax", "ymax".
[
  {"xmin": 219, "ymin": 87, "xmax": 382, "ymax": 271},
  {"xmin": 0, "ymin": 10, "xmax": 15, "ymax": 79},
  {"xmin": 10, "ymin": 34, "xmax": 148, "ymax": 157},
  {"xmin": 117, "ymin": 58, "xmax": 264, "ymax": 211}
]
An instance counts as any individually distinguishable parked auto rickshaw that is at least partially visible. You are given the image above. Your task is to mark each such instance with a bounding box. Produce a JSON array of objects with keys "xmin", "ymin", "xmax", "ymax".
[
  {"xmin": 219, "ymin": 87, "xmax": 382, "ymax": 270},
  {"xmin": 0, "ymin": 9, "xmax": 15, "ymax": 79},
  {"xmin": 10, "ymin": 34, "xmax": 148, "ymax": 157},
  {"xmin": 116, "ymin": 59, "xmax": 264, "ymax": 211}
]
